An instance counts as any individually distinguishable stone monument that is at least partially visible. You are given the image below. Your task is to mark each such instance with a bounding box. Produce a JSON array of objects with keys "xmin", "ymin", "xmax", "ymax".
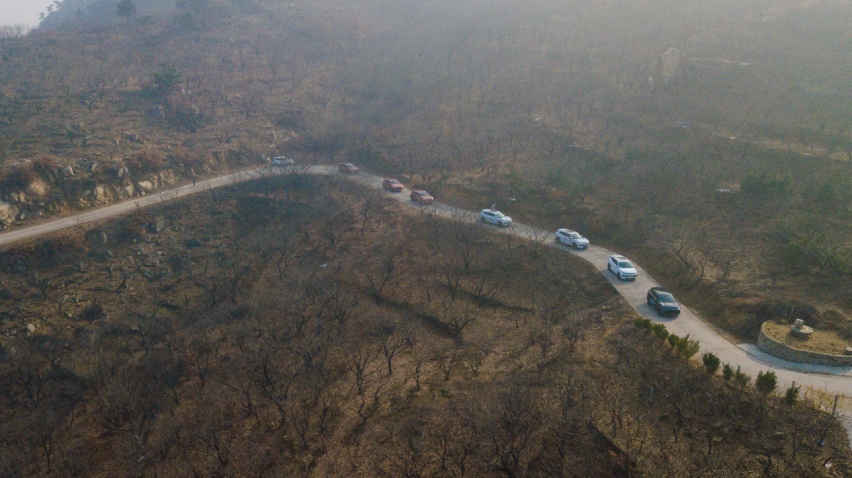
[{"xmin": 790, "ymin": 319, "xmax": 813, "ymax": 338}]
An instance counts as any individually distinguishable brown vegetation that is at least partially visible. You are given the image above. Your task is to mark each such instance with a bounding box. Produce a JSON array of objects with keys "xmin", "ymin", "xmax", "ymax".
[
  {"xmin": 0, "ymin": 175, "xmax": 848, "ymax": 476},
  {"xmin": 0, "ymin": 0, "xmax": 847, "ymax": 343}
]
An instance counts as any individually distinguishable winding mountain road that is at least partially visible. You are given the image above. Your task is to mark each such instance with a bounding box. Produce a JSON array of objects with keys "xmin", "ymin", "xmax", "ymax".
[
  {"xmin": 2, "ymin": 165, "xmax": 850, "ymax": 431},
  {"xmin": 350, "ymin": 172, "xmax": 852, "ymax": 428}
]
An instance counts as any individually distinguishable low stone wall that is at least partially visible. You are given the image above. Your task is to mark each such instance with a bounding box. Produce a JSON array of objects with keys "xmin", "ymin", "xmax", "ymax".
[{"xmin": 757, "ymin": 322, "xmax": 852, "ymax": 367}]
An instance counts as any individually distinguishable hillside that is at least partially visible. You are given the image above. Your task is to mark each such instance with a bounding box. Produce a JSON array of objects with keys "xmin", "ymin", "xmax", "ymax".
[
  {"xmin": 0, "ymin": 174, "xmax": 849, "ymax": 476},
  {"xmin": 1, "ymin": 0, "xmax": 847, "ymax": 348},
  {"xmin": 0, "ymin": 1, "xmax": 850, "ymax": 472}
]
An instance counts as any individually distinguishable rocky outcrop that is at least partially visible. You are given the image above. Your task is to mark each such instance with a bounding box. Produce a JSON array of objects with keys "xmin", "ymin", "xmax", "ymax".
[
  {"xmin": 26, "ymin": 179, "xmax": 48, "ymax": 198},
  {"xmin": 0, "ymin": 201, "xmax": 19, "ymax": 226},
  {"xmin": 136, "ymin": 181, "xmax": 154, "ymax": 194}
]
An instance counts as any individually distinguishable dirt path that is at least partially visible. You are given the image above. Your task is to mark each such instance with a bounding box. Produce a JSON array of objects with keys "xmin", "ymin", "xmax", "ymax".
[{"xmin": 2, "ymin": 165, "xmax": 850, "ymax": 431}]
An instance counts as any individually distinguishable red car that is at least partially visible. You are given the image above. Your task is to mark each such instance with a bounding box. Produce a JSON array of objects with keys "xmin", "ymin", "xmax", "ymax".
[
  {"xmin": 339, "ymin": 163, "xmax": 359, "ymax": 174},
  {"xmin": 410, "ymin": 190, "xmax": 434, "ymax": 205},
  {"xmin": 382, "ymin": 178, "xmax": 403, "ymax": 192}
]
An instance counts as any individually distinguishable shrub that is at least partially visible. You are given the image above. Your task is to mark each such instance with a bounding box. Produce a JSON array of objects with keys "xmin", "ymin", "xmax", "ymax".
[
  {"xmin": 667, "ymin": 334, "xmax": 680, "ymax": 348},
  {"xmin": 0, "ymin": 165, "xmax": 37, "ymax": 192},
  {"xmin": 151, "ymin": 63, "xmax": 183, "ymax": 95},
  {"xmin": 783, "ymin": 384, "xmax": 800, "ymax": 406},
  {"xmin": 170, "ymin": 148, "xmax": 206, "ymax": 169},
  {"xmin": 651, "ymin": 323, "xmax": 669, "ymax": 340},
  {"xmin": 126, "ymin": 149, "xmax": 168, "ymax": 174},
  {"xmin": 741, "ymin": 172, "xmax": 791, "ymax": 198},
  {"xmin": 756, "ymin": 370, "xmax": 778, "ymax": 396},
  {"xmin": 733, "ymin": 366, "xmax": 750, "ymax": 389},
  {"xmin": 676, "ymin": 335, "xmax": 701, "ymax": 358},
  {"xmin": 79, "ymin": 303, "xmax": 105, "ymax": 322},
  {"xmin": 169, "ymin": 98, "xmax": 204, "ymax": 132},
  {"xmin": 30, "ymin": 155, "xmax": 58, "ymax": 174},
  {"xmin": 722, "ymin": 363, "xmax": 734, "ymax": 381},
  {"xmin": 702, "ymin": 352, "xmax": 721, "ymax": 374},
  {"xmin": 633, "ymin": 318, "xmax": 650, "ymax": 330}
]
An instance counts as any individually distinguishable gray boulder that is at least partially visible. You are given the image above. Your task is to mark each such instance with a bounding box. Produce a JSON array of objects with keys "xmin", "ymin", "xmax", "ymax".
[
  {"xmin": 0, "ymin": 201, "xmax": 19, "ymax": 224},
  {"xmin": 136, "ymin": 181, "xmax": 153, "ymax": 193}
]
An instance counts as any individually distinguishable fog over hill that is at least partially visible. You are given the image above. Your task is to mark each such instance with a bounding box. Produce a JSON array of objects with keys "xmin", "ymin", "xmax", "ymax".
[
  {"xmin": 0, "ymin": 0, "xmax": 850, "ymax": 476},
  {"xmin": 38, "ymin": 0, "xmax": 178, "ymax": 29}
]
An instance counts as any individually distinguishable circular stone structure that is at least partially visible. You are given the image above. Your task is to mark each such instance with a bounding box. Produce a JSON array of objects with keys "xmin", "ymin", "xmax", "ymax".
[
  {"xmin": 790, "ymin": 318, "xmax": 813, "ymax": 337},
  {"xmin": 757, "ymin": 322, "xmax": 852, "ymax": 367}
]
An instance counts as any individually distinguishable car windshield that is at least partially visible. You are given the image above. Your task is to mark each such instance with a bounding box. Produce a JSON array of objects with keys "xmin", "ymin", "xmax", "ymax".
[
  {"xmin": 657, "ymin": 292, "xmax": 675, "ymax": 302},
  {"xmin": 618, "ymin": 261, "xmax": 633, "ymax": 268},
  {"xmin": 493, "ymin": 212, "xmax": 505, "ymax": 218},
  {"xmin": 569, "ymin": 232, "xmax": 581, "ymax": 239}
]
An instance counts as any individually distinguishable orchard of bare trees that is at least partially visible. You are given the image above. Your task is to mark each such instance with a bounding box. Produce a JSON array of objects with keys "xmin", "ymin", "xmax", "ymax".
[
  {"xmin": 0, "ymin": 2, "xmax": 849, "ymax": 474},
  {"xmin": 0, "ymin": 174, "xmax": 847, "ymax": 476},
  {"xmin": 0, "ymin": 0, "xmax": 847, "ymax": 345}
]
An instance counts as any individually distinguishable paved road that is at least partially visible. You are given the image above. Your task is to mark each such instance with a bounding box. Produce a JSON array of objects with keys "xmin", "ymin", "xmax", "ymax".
[
  {"xmin": 348, "ymin": 174, "xmax": 852, "ymax": 411},
  {"xmin": 2, "ymin": 165, "xmax": 850, "ymax": 430},
  {"xmin": 0, "ymin": 165, "xmax": 333, "ymax": 247}
]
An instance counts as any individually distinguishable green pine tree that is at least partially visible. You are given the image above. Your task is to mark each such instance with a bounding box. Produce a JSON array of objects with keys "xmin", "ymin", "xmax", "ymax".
[{"xmin": 116, "ymin": 0, "xmax": 137, "ymax": 21}]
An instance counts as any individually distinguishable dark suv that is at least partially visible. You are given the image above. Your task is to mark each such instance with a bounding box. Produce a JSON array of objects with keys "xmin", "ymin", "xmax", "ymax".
[{"xmin": 646, "ymin": 287, "xmax": 681, "ymax": 317}]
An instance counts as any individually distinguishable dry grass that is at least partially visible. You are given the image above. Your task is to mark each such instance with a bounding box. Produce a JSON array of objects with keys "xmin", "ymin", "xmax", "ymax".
[{"xmin": 763, "ymin": 320, "xmax": 851, "ymax": 355}]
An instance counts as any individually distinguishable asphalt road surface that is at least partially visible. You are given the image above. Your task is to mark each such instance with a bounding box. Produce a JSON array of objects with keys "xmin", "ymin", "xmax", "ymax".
[{"xmin": 2, "ymin": 165, "xmax": 850, "ymax": 433}]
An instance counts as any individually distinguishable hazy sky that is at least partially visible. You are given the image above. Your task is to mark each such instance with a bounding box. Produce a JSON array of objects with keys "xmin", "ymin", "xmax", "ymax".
[{"xmin": 0, "ymin": 1, "xmax": 52, "ymax": 27}]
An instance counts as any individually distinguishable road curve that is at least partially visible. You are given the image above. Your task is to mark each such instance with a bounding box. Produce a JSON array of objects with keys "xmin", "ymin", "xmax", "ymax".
[
  {"xmin": 348, "ymin": 174, "xmax": 852, "ymax": 399},
  {"xmin": 2, "ymin": 165, "xmax": 851, "ymax": 412}
]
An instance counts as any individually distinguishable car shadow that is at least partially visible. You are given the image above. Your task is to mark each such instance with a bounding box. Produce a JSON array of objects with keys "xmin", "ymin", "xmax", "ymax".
[{"xmin": 640, "ymin": 303, "xmax": 679, "ymax": 323}]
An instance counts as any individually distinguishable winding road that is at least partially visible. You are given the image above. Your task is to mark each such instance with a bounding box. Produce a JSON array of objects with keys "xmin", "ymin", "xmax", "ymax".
[{"xmin": 2, "ymin": 164, "xmax": 850, "ymax": 433}]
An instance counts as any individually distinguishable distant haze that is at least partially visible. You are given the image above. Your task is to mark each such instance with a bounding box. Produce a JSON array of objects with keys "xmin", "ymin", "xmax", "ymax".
[{"xmin": 0, "ymin": 1, "xmax": 51, "ymax": 27}]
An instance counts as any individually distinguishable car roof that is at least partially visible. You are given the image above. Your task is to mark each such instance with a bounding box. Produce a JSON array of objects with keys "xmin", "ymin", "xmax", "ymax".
[{"xmin": 612, "ymin": 255, "xmax": 628, "ymax": 261}]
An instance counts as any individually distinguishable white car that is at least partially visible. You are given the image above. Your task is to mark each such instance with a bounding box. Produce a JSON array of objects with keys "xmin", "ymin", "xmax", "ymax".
[
  {"xmin": 607, "ymin": 255, "xmax": 638, "ymax": 280},
  {"xmin": 480, "ymin": 209, "xmax": 512, "ymax": 227},
  {"xmin": 272, "ymin": 156, "xmax": 294, "ymax": 167},
  {"xmin": 555, "ymin": 229, "xmax": 589, "ymax": 249}
]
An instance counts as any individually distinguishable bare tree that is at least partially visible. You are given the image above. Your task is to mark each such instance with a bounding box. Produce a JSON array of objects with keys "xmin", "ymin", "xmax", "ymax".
[
  {"xmin": 468, "ymin": 378, "xmax": 545, "ymax": 478},
  {"xmin": 378, "ymin": 322, "xmax": 414, "ymax": 376}
]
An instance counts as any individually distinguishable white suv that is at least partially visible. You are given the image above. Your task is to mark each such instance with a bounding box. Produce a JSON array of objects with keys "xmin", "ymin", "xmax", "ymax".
[
  {"xmin": 607, "ymin": 255, "xmax": 638, "ymax": 280},
  {"xmin": 272, "ymin": 156, "xmax": 294, "ymax": 167},
  {"xmin": 555, "ymin": 229, "xmax": 589, "ymax": 249},
  {"xmin": 480, "ymin": 209, "xmax": 512, "ymax": 227}
]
